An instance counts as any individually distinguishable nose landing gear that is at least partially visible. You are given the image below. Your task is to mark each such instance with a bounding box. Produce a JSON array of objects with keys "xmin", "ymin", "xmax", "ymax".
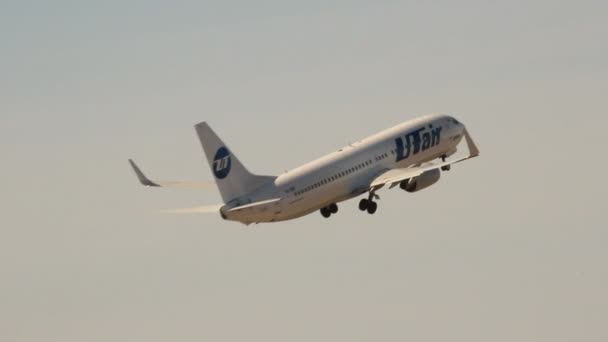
[{"xmin": 441, "ymin": 155, "xmax": 451, "ymax": 171}]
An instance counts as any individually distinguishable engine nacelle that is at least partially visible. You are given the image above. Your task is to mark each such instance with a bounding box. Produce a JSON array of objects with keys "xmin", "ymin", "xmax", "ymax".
[{"xmin": 400, "ymin": 169, "xmax": 441, "ymax": 193}]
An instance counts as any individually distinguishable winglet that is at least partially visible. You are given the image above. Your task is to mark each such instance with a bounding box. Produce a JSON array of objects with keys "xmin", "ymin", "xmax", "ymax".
[
  {"xmin": 464, "ymin": 129, "xmax": 480, "ymax": 158},
  {"xmin": 129, "ymin": 159, "xmax": 160, "ymax": 187}
]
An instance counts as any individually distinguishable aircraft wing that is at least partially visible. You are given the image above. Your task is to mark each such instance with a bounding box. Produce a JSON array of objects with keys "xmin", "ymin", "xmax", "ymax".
[
  {"xmin": 369, "ymin": 129, "xmax": 480, "ymax": 190},
  {"xmin": 129, "ymin": 159, "xmax": 214, "ymax": 189}
]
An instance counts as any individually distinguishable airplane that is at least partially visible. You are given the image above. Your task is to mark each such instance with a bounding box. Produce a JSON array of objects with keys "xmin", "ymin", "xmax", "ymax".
[{"xmin": 129, "ymin": 114, "xmax": 479, "ymax": 224}]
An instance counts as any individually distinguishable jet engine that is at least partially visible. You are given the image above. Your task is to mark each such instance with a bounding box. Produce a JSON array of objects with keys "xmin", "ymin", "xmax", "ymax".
[{"xmin": 400, "ymin": 169, "xmax": 441, "ymax": 193}]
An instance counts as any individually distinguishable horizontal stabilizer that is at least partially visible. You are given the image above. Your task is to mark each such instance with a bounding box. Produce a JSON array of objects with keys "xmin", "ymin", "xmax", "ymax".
[
  {"xmin": 160, "ymin": 204, "xmax": 223, "ymax": 214},
  {"xmin": 227, "ymin": 198, "xmax": 281, "ymax": 213},
  {"xmin": 128, "ymin": 159, "xmax": 214, "ymax": 189}
]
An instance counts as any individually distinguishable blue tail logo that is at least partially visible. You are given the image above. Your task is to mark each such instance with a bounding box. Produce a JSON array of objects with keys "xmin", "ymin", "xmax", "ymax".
[{"xmin": 213, "ymin": 147, "xmax": 232, "ymax": 179}]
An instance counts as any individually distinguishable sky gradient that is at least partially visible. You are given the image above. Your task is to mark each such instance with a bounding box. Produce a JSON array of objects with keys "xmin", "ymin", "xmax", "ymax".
[{"xmin": 2, "ymin": 1, "xmax": 607, "ymax": 341}]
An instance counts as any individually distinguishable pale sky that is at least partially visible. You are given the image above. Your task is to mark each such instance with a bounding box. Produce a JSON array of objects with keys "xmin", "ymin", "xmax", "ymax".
[{"xmin": 1, "ymin": 1, "xmax": 607, "ymax": 341}]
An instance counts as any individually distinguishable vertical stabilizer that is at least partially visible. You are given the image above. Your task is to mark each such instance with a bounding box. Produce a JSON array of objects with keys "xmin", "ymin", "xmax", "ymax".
[{"xmin": 194, "ymin": 122, "xmax": 275, "ymax": 203}]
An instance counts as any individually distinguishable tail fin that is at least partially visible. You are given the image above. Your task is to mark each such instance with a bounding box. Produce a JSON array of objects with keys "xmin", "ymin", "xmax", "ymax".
[{"xmin": 194, "ymin": 122, "xmax": 276, "ymax": 203}]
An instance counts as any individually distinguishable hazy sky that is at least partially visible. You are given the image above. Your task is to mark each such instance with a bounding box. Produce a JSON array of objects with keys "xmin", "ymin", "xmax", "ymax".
[{"xmin": 2, "ymin": 1, "xmax": 607, "ymax": 341}]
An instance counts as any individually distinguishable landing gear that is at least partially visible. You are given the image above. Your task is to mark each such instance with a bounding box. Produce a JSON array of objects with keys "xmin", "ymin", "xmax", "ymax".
[
  {"xmin": 358, "ymin": 198, "xmax": 378, "ymax": 215},
  {"xmin": 320, "ymin": 207, "xmax": 331, "ymax": 218},
  {"xmin": 441, "ymin": 155, "xmax": 451, "ymax": 171},
  {"xmin": 359, "ymin": 198, "xmax": 369, "ymax": 211},
  {"xmin": 320, "ymin": 203, "xmax": 338, "ymax": 218},
  {"xmin": 329, "ymin": 203, "xmax": 338, "ymax": 214},
  {"xmin": 367, "ymin": 201, "xmax": 378, "ymax": 214}
]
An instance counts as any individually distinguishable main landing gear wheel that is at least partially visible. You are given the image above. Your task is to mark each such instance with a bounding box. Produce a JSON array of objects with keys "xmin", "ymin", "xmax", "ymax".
[
  {"xmin": 359, "ymin": 198, "xmax": 378, "ymax": 214},
  {"xmin": 366, "ymin": 201, "xmax": 378, "ymax": 214},
  {"xmin": 359, "ymin": 198, "xmax": 369, "ymax": 211}
]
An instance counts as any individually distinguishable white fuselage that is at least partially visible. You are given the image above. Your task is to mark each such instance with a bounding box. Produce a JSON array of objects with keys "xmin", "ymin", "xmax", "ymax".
[{"xmin": 222, "ymin": 114, "xmax": 465, "ymax": 224}]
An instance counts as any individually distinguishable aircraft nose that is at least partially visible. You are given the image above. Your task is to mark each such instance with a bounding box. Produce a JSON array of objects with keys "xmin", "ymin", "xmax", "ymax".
[
  {"xmin": 447, "ymin": 116, "xmax": 464, "ymax": 128},
  {"xmin": 446, "ymin": 117, "xmax": 466, "ymax": 137}
]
